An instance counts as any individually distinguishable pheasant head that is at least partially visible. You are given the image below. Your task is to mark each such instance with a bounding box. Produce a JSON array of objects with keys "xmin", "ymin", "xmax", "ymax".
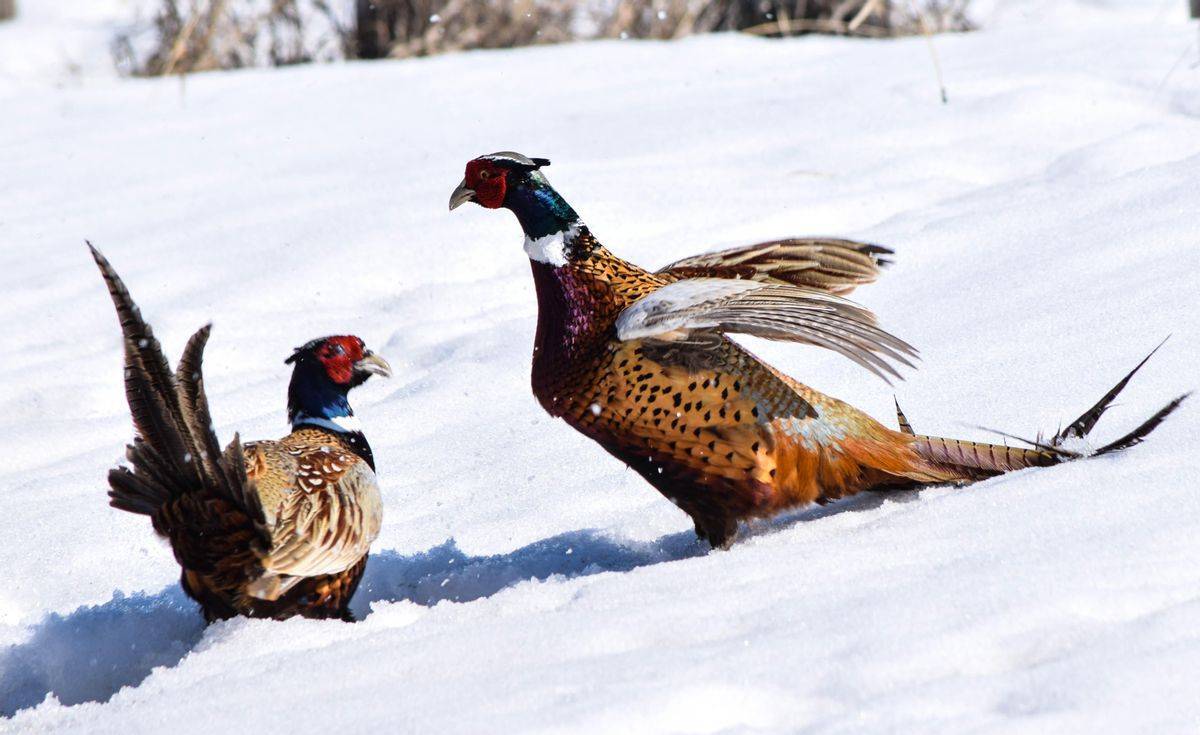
[
  {"xmin": 450, "ymin": 152, "xmax": 591, "ymax": 265},
  {"xmin": 285, "ymin": 335, "xmax": 391, "ymax": 433}
]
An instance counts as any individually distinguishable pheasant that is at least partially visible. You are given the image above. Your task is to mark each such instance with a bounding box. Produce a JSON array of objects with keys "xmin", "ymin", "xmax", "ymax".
[
  {"xmin": 449, "ymin": 152, "xmax": 1187, "ymax": 549},
  {"xmin": 90, "ymin": 244, "xmax": 392, "ymax": 621}
]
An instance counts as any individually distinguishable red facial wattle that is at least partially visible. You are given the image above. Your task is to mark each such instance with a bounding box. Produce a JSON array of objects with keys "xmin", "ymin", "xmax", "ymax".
[
  {"xmin": 316, "ymin": 336, "xmax": 366, "ymax": 385},
  {"xmin": 465, "ymin": 160, "xmax": 507, "ymax": 208}
]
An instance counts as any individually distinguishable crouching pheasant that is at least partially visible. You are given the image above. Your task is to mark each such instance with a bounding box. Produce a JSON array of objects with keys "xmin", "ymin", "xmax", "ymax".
[
  {"xmin": 449, "ymin": 152, "xmax": 1187, "ymax": 548},
  {"xmin": 90, "ymin": 244, "xmax": 391, "ymax": 621}
]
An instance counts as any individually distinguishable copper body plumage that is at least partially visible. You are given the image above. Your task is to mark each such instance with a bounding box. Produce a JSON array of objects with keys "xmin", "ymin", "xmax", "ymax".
[
  {"xmin": 525, "ymin": 229, "xmax": 1055, "ymax": 546},
  {"xmin": 90, "ymin": 244, "xmax": 388, "ymax": 621},
  {"xmin": 452, "ymin": 152, "xmax": 1186, "ymax": 548}
]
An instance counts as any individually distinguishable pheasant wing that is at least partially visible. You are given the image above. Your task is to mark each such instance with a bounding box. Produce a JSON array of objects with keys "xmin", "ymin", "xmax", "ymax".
[
  {"xmin": 247, "ymin": 452, "xmax": 381, "ymax": 600},
  {"xmin": 616, "ymin": 278, "xmax": 917, "ymax": 382},
  {"xmin": 657, "ymin": 238, "xmax": 892, "ymax": 295}
]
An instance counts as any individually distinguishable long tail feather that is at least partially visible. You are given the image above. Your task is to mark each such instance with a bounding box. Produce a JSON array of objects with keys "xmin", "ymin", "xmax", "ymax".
[
  {"xmin": 89, "ymin": 243, "xmax": 264, "ymax": 530},
  {"xmin": 176, "ymin": 324, "xmax": 233, "ymax": 496},
  {"xmin": 176, "ymin": 328, "xmax": 265, "ymax": 525},
  {"xmin": 1053, "ymin": 337, "xmax": 1169, "ymax": 445},
  {"xmin": 910, "ymin": 435, "xmax": 1060, "ymax": 478},
  {"xmin": 970, "ymin": 424, "xmax": 1080, "ymax": 459},
  {"xmin": 907, "ymin": 346, "xmax": 1185, "ymax": 480},
  {"xmin": 89, "ymin": 242, "xmax": 202, "ymax": 485},
  {"xmin": 107, "ymin": 467, "xmax": 170, "ymax": 515},
  {"xmin": 894, "ymin": 397, "xmax": 915, "ymax": 435},
  {"xmin": 223, "ymin": 434, "xmax": 266, "ymax": 527},
  {"xmin": 90, "ymin": 243, "xmax": 282, "ymax": 620},
  {"xmin": 1093, "ymin": 393, "xmax": 1189, "ymax": 456}
]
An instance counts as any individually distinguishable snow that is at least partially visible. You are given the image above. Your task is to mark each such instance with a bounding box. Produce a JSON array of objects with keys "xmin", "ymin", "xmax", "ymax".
[{"xmin": 2, "ymin": 1, "xmax": 1200, "ymax": 732}]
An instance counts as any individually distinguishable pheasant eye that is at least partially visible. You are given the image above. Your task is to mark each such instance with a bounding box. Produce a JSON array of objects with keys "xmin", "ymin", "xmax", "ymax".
[
  {"xmin": 480, "ymin": 170, "xmax": 491, "ymax": 180},
  {"xmin": 328, "ymin": 344, "xmax": 344, "ymax": 357}
]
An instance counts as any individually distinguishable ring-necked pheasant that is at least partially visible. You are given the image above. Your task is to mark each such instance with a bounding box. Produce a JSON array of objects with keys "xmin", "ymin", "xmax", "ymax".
[
  {"xmin": 90, "ymin": 244, "xmax": 392, "ymax": 621},
  {"xmin": 449, "ymin": 152, "xmax": 1187, "ymax": 548}
]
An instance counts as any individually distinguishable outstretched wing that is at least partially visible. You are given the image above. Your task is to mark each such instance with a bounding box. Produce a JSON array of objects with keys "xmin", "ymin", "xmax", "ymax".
[
  {"xmin": 89, "ymin": 243, "xmax": 270, "ymax": 572},
  {"xmin": 657, "ymin": 238, "xmax": 892, "ymax": 295},
  {"xmin": 615, "ymin": 277, "xmax": 916, "ymax": 382}
]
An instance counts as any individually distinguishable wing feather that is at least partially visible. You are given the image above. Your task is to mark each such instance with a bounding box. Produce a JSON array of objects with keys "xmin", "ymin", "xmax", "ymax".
[
  {"xmin": 616, "ymin": 278, "xmax": 916, "ymax": 381},
  {"xmin": 657, "ymin": 238, "xmax": 892, "ymax": 295},
  {"xmin": 248, "ymin": 455, "xmax": 381, "ymax": 599}
]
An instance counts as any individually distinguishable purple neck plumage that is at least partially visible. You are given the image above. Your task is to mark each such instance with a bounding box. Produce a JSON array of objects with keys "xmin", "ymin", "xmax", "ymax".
[
  {"xmin": 505, "ymin": 178, "xmax": 627, "ymax": 400},
  {"xmin": 505, "ymin": 180, "xmax": 601, "ymax": 352},
  {"xmin": 527, "ymin": 229, "xmax": 610, "ymax": 374}
]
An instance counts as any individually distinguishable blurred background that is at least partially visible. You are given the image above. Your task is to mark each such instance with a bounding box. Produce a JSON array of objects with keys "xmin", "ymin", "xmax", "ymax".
[{"xmin": 0, "ymin": 0, "xmax": 983, "ymax": 79}]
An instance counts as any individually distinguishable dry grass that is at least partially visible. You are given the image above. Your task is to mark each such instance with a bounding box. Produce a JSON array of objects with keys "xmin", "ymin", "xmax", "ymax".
[
  {"xmin": 357, "ymin": 0, "xmax": 576, "ymax": 60},
  {"xmin": 114, "ymin": 0, "xmax": 350, "ymax": 76},
  {"xmin": 118, "ymin": 0, "xmax": 973, "ymax": 76},
  {"xmin": 596, "ymin": 0, "xmax": 973, "ymax": 42}
]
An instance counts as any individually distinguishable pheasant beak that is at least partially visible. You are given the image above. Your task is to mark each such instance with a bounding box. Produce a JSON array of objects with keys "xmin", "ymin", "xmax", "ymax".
[
  {"xmin": 354, "ymin": 351, "xmax": 393, "ymax": 379},
  {"xmin": 448, "ymin": 179, "xmax": 475, "ymax": 211}
]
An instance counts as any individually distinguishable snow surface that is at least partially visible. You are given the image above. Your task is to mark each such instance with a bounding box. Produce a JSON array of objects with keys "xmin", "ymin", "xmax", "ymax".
[{"xmin": 2, "ymin": 1, "xmax": 1200, "ymax": 732}]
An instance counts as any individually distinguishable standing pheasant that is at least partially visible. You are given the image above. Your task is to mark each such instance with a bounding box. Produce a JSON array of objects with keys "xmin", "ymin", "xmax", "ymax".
[
  {"xmin": 449, "ymin": 152, "xmax": 1187, "ymax": 548},
  {"xmin": 90, "ymin": 244, "xmax": 392, "ymax": 621}
]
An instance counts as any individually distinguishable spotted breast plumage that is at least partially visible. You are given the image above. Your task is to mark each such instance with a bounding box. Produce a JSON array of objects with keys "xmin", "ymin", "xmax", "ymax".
[
  {"xmin": 90, "ymin": 244, "xmax": 391, "ymax": 621},
  {"xmin": 449, "ymin": 152, "xmax": 1187, "ymax": 548}
]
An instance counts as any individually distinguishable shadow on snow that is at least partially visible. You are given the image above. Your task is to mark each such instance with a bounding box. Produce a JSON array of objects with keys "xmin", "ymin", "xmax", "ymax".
[
  {"xmin": 0, "ymin": 490, "xmax": 919, "ymax": 717},
  {"xmin": 0, "ymin": 587, "xmax": 204, "ymax": 718},
  {"xmin": 351, "ymin": 527, "xmax": 705, "ymax": 616},
  {"xmin": 0, "ymin": 527, "xmax": 707, "ymax": 718}
]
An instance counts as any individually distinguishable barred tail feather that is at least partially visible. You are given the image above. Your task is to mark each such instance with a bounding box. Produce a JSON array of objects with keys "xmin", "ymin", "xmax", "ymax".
[
  {"xmin": 107, "ymin": 465, "xmax": 171, "ymax": 515},
  {"xmin": 1092, "ymin": 393, "xmax": 1189, "ymax": 456},
  {"xmin": 89, "ymin": 242, "xmax": 266, "ymax": 532},
  {"xmin": 909, "ymin": 434, "xmax": 1060, "ymax": 480},
  {"xmin": 223, "ymin": 434, "xmax": 266, "ymax": 526},
  {"xmin": 90, "ymin": 243, "xmax": 194, "ymax": 488},
  {"xmin": 176, "ymin": 324, "xmax": 237, "ymax": 498},
  {"xmin": 1054, "ymin": 337, "xmax": 1168, "ymax": 445},
  {"xmin": 90, "ymin": 244, "xmax": 204, "ymax": 480},
  {"xmin": 901, "ymin": 342, "xmax": 1186, "ymax": 482}
]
